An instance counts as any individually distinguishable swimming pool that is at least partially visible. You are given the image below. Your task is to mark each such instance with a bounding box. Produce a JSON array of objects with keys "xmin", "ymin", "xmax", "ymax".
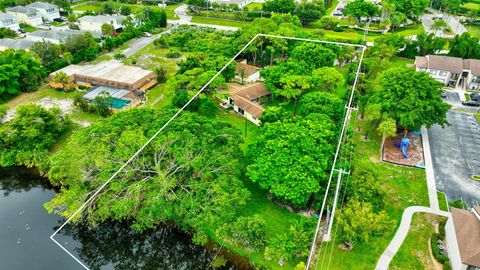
[{"xmin": 109, "ymin": 98, "xmax": 131, "ymax": 109}]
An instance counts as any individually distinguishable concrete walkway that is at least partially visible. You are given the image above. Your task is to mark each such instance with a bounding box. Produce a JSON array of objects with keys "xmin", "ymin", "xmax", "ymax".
[
  {"xmin": 375, "ymin": 206, "xmax": 451, "ymax": 270},
  {"xmin": 422, "ymin": 126, "xmax": 440, "ymax": 211}
]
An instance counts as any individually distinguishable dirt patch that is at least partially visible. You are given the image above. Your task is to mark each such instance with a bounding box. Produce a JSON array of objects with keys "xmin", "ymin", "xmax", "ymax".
[
  {"xmin": 3, "ymin": 97, "xmax": 75, "ymax": 122},
  {"xmin": 383, "ymin": 133, "xmax": 425, "ymax": 167}
]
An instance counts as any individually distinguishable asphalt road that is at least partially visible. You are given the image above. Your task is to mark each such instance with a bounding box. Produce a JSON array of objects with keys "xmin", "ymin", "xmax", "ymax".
[{"xmin": 428, "ymin": 93, "xmax": 480, "ymax": 206}]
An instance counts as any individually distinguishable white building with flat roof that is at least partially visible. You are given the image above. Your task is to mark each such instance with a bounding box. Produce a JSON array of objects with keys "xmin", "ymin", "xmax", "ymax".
[
  {"xmin": 0, "ymin": 38, "xmax": 35, "ymax": 51},
  {"xmin": 27, "ymin": 2, "xmax": 60, "ymax": 21},
  {"xmin": 0, "ymin": 12, "xmax": 20, "ymax": 31},
  {"xmin": 6, "ymin": 6, "xmax": 43, "ymax": 26},
  {"xmin": 78, "ymin": 15, "xmax": 126, "ymax": 33},
  {"xmin": 26, "ymin": 29, "xmax": 101, "ymax": 44}
]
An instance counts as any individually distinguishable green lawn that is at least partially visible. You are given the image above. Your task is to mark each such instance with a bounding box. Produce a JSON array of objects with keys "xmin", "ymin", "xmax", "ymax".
[
  {"xmin": 245, "ymin": 2, "xmax": 263, "ymax": 10},
  {"xmin": 190, "ymin": 16, "xmax": 251, "ymax": 28},
  {"xmin": 437, "ymin": 192, "xmax": 449, "ymax": 212},
  {"xmin": 73, "ymin": 2, "xmax": 179, "ymax": 19},
  {"xmin": 462, "ymin": 2, "xmax": 480, "ymax": 10},
  {"xmin": 390, "ymin": 213, "xmax": 446, "ymax": 269},
  {"xmin": 466, "ymin": 24, "xmax": 480, "ymax": 38},
  {"xmin": 391, "ymin": 23, "xmax": 425, "ymax": 37},
  {"xmin": 19, "ymin": 24, "xmax": 37, "ymax": 32}
]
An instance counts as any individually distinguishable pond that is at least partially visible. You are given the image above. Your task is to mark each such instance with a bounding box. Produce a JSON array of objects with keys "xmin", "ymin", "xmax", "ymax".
[{"xmin": 0, "ymin": 167, "xmax": 240, "ymax": 270}]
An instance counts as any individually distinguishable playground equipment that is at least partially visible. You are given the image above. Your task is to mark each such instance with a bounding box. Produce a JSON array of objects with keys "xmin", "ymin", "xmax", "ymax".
[{"xmin": 394, "ymin": 137, "xmax": 411, "ymax": 159}]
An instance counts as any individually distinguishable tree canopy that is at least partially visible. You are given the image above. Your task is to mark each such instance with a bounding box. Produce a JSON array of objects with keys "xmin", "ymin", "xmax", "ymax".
[
  {"xmin": 389, "ymin": 0, "xmax": 429, "ymax": 17},
  {"xmin": 0, "ymin": 104, "xmax": 68, "ymax": 167},
  {"xmin": 369, "ymin": 67, "xmax": 451, "ymax": 131},
  {"xmin": 263, "ymin": 0, "xmax": 295, "ymax": 14},
  {"xmin": 343, "ymin": 0, "xmax": 380, "ymax": 22},
  {"xmin": 448, "ymin": 33, "xmax": 480, "ymax": 59},
  {"xmin": 46, "ymin": 109, "xmax": 250, "ymax": 243},
  {"xmin": 246, "ymin": 114, "xmax": 337, "ymax": 207}
]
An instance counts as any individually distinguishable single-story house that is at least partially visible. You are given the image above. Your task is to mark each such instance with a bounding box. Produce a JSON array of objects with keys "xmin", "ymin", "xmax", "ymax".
[
  {"xmin": 26, "ymin": 2, "xmax": 60, "ymax": 22},
  {"xmin": 235, "ymin": 59, "xmax": 263, "ymax": 83},
  {"xmin": 49, "ymin": 61, "xmax": 157, "ymax": 91},
  {"xmin": 0, "ymin": 12, "xmax": 20, "ymax": 31},
  {"xmin": 228, "ymin": 82, "xmax": 271, "ymax": 125},
  {"xmin": 6, "ymin": 6, "xmax": 43, "ymax": 26},
  {"xmin": 0, "ymin": 38, "xmax": 35, "ymax": 51},
  {"xmin": 78, "ymin": 15, "xmax": 126, "ymax": 33},
  {"xmin": 26, "ymin": 29, "xmax": 101, "ymax": 44},
  {"xmin": 445, "ymin": 206, "xmax": 480, "ymax": 270},
  {"xmin": 415, "ymin": 55, "xmax": 480, "ymax": 90}
]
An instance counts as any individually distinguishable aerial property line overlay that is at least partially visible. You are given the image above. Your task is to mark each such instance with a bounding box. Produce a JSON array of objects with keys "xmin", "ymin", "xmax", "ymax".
[{"xmin": 49, "ymin": 34, "xmax": 366, "ymax": 270}]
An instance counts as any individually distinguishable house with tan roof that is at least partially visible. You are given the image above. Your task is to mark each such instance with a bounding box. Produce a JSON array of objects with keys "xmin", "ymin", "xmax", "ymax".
[
  {"xmin": 445, "ymin": 206, "xmax": 480, "ymax": 270},
  {"xmin": 415, "ymin": 55, "xmax": 480, "ymax": 90},
  {"xmin": 227, "ymin": 82, "xmax": 271, "ymax": 125},
  {"xmin": 236, "ymin": 59, "xmax": 263, "ymax": 83}
]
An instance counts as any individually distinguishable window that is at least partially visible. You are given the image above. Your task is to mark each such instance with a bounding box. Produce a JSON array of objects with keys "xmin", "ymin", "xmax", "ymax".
[
  {"xmin": 429, "ymin": 70, "xmax": 437, "ymax": 75},
  {"xmin": 439, "ymin": 71, "xmax": 447, "ymax": 76},
  {"xmin": 238, "ymin": 108, "xmax": 245, "ymax": 115}
]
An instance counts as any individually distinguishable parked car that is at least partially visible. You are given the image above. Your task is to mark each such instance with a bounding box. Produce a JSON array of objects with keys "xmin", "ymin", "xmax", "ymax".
[
  {"xmin": 470, "ymin": 93, "xmax": 480, "ymax": 101},
  {"xmin": 141, "ymin": 32, "xmax": 152, "ymax": 37},
  {"xmin": 53, "ymin": 18, "xmax": 65, "ymax": 22},
  {"xmin": 441, "ymin": 91, "xmax": 447, "ymax": 98},
  {"xmin": 462, "ymin": 101, "xmax": 480, "ymax": 107},
  {"xmin": 17, "ymin": 29, "xmax": 26, "ymax": 34}
]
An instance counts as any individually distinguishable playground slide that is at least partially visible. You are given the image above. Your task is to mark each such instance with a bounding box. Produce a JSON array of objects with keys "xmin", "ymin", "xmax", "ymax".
[{"xmin": 401, "ymin": 138, "xmax": 410, "ymax": 159}]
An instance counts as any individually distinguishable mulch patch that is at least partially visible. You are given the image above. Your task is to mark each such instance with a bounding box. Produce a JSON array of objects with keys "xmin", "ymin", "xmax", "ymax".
[{"xmin": 382, "ymin": 133, "xmax": 425, "ymax": 168}]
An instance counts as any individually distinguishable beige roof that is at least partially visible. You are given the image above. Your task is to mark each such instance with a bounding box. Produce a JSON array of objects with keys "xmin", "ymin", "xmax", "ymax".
[
  {"xmin": 51, "ymin": 62, "xmax": 153, "ymax": 85},
  {"xmin": 416, "ymin": 55, "xmax": 480, "ymax": 76},
  {"xmin": 232, "ymin": 95, "xmax": 265, "ymax": 118},
  {"xmin": 233, "ymin": 82, "xmax": 270, "ymax": 100},
  {"xmin": 451, "ymin": 207, "xmax": 480, "ymax": 267},
  {"xmin": 416, "ymin": 55, "xmax": 464, "ymax": 74},
  {"xmin": 230, "ymin": 82, "xmax": 270, "ymax": 118},
  {"xmin": 236, "ymin": 61, "xmax": 262, "ymax": 77}
]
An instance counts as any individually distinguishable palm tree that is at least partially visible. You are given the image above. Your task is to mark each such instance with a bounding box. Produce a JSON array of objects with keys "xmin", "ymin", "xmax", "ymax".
[{"xmin": 431, "ymin": 19, "xmax": 447, "ymax": 35}]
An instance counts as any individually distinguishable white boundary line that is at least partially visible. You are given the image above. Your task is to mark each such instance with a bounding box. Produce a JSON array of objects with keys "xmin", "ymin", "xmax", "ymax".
[{"xmin": 50, "ymin": 33, "xmax": 366, "ymax": 270}]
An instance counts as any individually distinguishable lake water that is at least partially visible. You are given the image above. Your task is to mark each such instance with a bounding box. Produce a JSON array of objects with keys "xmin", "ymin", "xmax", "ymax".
[{"xmin": 0, "ymin": 167, "xmax": 239, "ymax": 270}]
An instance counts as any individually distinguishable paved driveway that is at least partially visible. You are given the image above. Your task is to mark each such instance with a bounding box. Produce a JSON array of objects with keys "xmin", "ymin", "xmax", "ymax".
[{"xmin": 428, "ymin": 103, "xmax": 480, "ymax": 206}]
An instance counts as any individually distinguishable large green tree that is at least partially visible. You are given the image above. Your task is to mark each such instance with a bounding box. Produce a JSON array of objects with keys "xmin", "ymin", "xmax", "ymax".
[
  {"xmin": 369, "ymin": 67, "xmax": 451, "ymax": 131},
  {"xmin": 246, "ymin": 114, "xmax": 337, "ymax": 207},
  {"xmin": 46, "ymin": 109, "xmax": 250, "ymax": 243},
  {"xmin": 0, "ymin": 104, "xmax": 68, "ymax": 167},
  {"xmin": 343, "ymin": 0, "xmax": 380, "ymax": 23},
  {"xmin": 290, "ymin": 43, "xmax": 336, "ymax": 70},
  {"xmin": 30, "ymin": 41, "xmax": 66, "ymax": 72},
  {"xmin": 0, "ymin": 49, "xmax": 46, "ymax": 101},
  {"xmin": 263, "ymin": 0, "xmax": 295, "ymax": 14},
  {"xmin": 298, "ymin": 91, "xmax": 345, "ymax": 122},
  {"xmin": 448, "ymin": 33, "xmax": 480, "ymax": 59},
  {"xmin": 389, "ymin": 0, "xmax": 429, "ymax": 17}
]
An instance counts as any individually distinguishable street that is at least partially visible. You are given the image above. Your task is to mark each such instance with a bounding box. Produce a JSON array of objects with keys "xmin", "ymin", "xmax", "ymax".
[{"xmin": 428, "ymin": 93, "xmax": 480, "ymax": 207}]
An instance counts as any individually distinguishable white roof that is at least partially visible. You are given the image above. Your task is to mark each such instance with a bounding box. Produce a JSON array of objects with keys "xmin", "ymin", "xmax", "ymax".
[
  {"xmin": 78, "ymin": 15, "xmax": 126, "ymax": 24},
  {"xmin": 6, "ymin": 6, "xmax": 38, "ymax": 15},
  {"xmin": 0, "ymin": 38, "xmax": 35, "ymax": 50},
  {"xmin": 27, "ymin": 29, "xmax": 101, "ymax": 41},
  {"xmin": 0, "ymin": 12, "xmax": 16, "ymax": 21},
  {"xmin": 27, "ymin": 1, "xmax": 58, "ymax": 9}
]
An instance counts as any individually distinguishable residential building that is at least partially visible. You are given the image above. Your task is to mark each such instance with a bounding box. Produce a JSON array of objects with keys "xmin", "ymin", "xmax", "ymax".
[
  {"xmin": 49, "ymin": 61, "xmax": 157, "ymax": 91},
  {"xmin": 235, "ymin": 59, "xmax": 262, "ymax": 83},
  {"xmin": 415, "ymin": 55, "xmax": 480, "ymax": 90},
  {"xmin": 445, "ymin": 206, "xmax": 480, "ymax": 270},
  {"xmin": 227, "ymin": 82, "xmax": 271, "ymax": 125},
  {"xmin": 6, "ymin": 6, "xmax": 43, "ymax": 26},
  {"xmin": 78, "ymin": 15, "xmax": 126, "ymax": 33},
  {"xmin": 26, "ymin": 29, "xmax": 100, "ymax": 44},
  {"xmin": 0, "ymin": 12, "xmax": 20, "ymax": 31},
  {"xmin": 27, "ymin": 2, "xmax": 60, "ymax": 22},
  {"xmin": 0, "ymin": 38, "xmax": 35, "ymax": 51}
]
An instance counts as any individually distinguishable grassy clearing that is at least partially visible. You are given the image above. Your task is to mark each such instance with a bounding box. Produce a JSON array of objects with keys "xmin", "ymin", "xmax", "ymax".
[
  {"xmin": 463, "ymin": 2, "xmax": 480, "ymax": 10},
  {"xmin": 190, "ymin": 16, "xmax": 251, "ymax": 28},
  {"xmin": 392, "ymin": 23, "xmax": 425, "ymax": 37},
  {"xmin": 466, "ymin": 24, "xmax": 480, "ymax": 38},
  {"xmin": 72, "ymin": 2, "xmax": 179, "ymax": 19},
  {"xmin": 390, "ymin": 213, "xmax": 446, "ymax": 270},
  {"xmin": 437, "ymin": 192, "xmax": 449, "ymax": 212},
  {"xmin": 20, "ymin": 24, "xmax": 37, "ymax": 32},
  {"xmin": 245, "ymin": 2, "xmax": 263, "ymax": 10}
]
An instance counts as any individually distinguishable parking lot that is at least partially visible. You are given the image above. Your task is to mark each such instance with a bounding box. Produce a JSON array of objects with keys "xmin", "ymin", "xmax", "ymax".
[{"xmin": 428, "ymin": 92, "xmax": 480, "ymax": 207}]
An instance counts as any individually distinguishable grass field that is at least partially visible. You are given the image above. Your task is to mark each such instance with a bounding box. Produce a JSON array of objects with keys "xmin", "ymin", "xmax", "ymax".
[
  {"xmin": 19, "ymin": 24, "xmax": 37, "ymax": 32},
  {"xmin": 244, "ymin": 2, "xmax": 263, "ymax": 10},
  {"xmin": 390, "ymin": 213, "xmax": 446, "ymax": 269},
  {"xmin": 466, "ymin": 24, "xmax": 480, "ymax": 38},
  {"xmin": 190, "ymin": 16, "xmax": 251, "ymax": 28},
  {"xmin": 462, "ymin": 2, "xmax": 480, "ymax": 10},
  {"xmin": 73, "ymin": 2, "xmax": 180, "ymax": 20},
  {"xmin": 437, "ymin": 191, "xmax": 449, "ymax": 212}
]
